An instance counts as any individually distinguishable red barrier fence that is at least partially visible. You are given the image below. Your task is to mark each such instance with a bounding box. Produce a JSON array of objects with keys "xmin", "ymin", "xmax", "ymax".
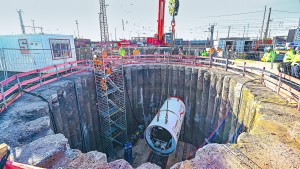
[
  {"xmin": 0, "ymin": 55, "xmax": 299, "ymax": 113},
  {"xmin": 0, "ymin": 60, "xmax": 91, "ymax": 112}
]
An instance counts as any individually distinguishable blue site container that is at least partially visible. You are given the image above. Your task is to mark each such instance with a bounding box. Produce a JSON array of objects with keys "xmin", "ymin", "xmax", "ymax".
[{"xmin": 0, "ymin": 34, "xmax": 77, "ymax": 72}]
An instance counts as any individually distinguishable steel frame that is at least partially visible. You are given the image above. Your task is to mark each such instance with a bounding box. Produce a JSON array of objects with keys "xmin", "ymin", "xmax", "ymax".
[{"xmin": 94, "ymin": 55, "xmax": 127, "ymax": 157}]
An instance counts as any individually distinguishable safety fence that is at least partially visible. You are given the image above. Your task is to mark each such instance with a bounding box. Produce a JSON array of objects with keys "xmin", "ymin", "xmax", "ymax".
[
  {"xmin": 0, "ymin": 60, "xmax": 90, "ymax": 112},
  {"xmin": 0, "ymin": 54, "xmax": 299, "ymax": 113},
  {"xmin": 75, "ymin": 46, "xmax": 267, "ymax": 60},
  {"xmin": 0, "ymin": 48, "xmax": 78, "ymax": 81},
  {"xmin": 119, "ymin": 54, "xmax": 300, "ymax": 110}
]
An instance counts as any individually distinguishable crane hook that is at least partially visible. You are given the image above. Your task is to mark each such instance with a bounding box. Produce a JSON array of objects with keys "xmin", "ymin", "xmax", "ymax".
[{"xmin": 171, "ymin": 18, "xmax": 176, "ymax": 33}]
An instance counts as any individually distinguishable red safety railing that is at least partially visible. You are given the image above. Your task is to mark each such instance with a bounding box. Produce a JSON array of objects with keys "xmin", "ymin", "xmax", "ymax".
[
  {"xmin": 0, "ymin": 60, "xmax": 91, "ymax": 113},
  {"xmin": 120, "ymin": 54, "xmax": 300, "ymax": 110},
  {"xmin": 1, "ymin": 55, "xmax": 299, "ymax": 113}
]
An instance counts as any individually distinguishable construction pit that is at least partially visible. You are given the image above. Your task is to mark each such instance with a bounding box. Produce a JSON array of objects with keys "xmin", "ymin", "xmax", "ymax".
[{"xmin": 1, "ymin": 64, "xmax": 300, "ymax": 169}]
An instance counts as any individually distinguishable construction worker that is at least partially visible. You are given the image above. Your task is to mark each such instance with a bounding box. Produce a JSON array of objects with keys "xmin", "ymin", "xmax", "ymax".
[
  {"xmin": 133, "ymin": 48, "xmax": 140, "ymax": 55},
  {"xmin": 105, "ymin": 62, "xmax": 113, "ymax": 75},
  {"xmin": 281, "ymin": 43, "xmax": 295, "ymax": 75},
  {"xmin": 261, "ymin": 47, "xmax": 276, "ymax": 62},
  {"xmin": 209, "ymin": 47, "xmax": 216, "ymax": 57},
  {"xmin": 119, "ymin": 47, "xmax": 126, "ymax": 57},
  {"xmin": 102, "ymin": 50, "xmax": 108, "ymax": 58},
  {"xmin": 202, "ymin": 49, "xmax": 207, "ymax": 56},
  {"xmin": 291, "ymin": 47, "xmax": 300, "ymax": 78}
]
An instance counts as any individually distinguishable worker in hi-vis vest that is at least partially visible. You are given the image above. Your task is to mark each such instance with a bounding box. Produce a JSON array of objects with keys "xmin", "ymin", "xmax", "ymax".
[
  {"xmin": 202, "ymin": 49, "xmax": 207, "ymax": 56},
  {"xmin": 281, "ymin": 43, "xmax": 295, "ymax": 75},
  {"xmin": 291, "ymin": 47, "xmax": 300, "ymax": 78},
  {"xmin": 119, "ymin": 47, "xmax": 126, "ymax": 57},
  {"xmin": 261, "ymin": 47, "xmax": 276, "ymax": 62}
]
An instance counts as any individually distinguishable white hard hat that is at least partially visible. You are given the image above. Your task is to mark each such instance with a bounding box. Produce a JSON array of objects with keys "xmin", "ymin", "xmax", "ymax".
[{"xmin": 93, "ymin": 55, "xmax": 97, "ymax": 58}]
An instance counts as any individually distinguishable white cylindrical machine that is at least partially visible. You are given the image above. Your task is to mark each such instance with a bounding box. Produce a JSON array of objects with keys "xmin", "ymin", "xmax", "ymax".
[{"xmin": 145, "ymin": 97, "xmax": 185, "ymax": 156}]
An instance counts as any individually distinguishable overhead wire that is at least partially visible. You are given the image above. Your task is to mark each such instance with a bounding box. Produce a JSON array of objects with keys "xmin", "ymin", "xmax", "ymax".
[
  {"xmin": 196, "ymin": 10, "xmax": 265, "ymax": 19},
  {"xmin": 273, "ymin": 10, "xmax": 300, "ymax": 14}
]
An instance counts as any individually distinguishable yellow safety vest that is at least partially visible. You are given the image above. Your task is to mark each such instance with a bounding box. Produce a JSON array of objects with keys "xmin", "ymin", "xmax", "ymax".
[
  {"xmin": 262, "ymin": 50, "xmax": 276, "ymax": 62},
  {"xmin": 283, "ymin": 50, "xmax": 295, "ymax": 63},
  {"xmin": 261, "ymin": 52, "xmax": 270, "ymax": 62},
  {"xmin": 291, "ymin": 54, "xmax": 300, "ymax": 66}
]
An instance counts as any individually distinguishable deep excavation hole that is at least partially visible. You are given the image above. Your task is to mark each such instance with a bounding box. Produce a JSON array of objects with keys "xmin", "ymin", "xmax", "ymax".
[
  {"xmin": 119, "ymin": 65, "xmax": 247, "ymax": 168},
  {"xmin": 45, "ymin": 65, "xmax": 247, "ymax": 169}
]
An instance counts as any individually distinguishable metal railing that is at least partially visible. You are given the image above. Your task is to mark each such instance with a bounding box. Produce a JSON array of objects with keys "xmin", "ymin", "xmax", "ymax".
[
  {"xmin": 0, "ymin": 54, "xmax": 299, "ymax": 113},
  {"xmin": 119, "ymin": 54, "xmax": 300, "ymax": 110},
  {"xmin": 0, "ymin": 60, "xmax": 90, "ymax": 112}
]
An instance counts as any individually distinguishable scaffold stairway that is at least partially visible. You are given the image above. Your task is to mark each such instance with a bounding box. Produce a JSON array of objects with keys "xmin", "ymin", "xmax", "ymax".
[{"xmin": 93, "ymin": 53, "xmax": 127, "ymax": 157}]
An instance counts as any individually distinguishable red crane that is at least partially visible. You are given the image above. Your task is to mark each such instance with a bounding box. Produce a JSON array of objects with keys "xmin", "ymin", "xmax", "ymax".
[
  {"xmin": 146, "ymin": 0, "xmax": 179, "ymax": 46},
  {"xmin": 157, "ymin": 0, "xmax": 166, "ymax": 44}
]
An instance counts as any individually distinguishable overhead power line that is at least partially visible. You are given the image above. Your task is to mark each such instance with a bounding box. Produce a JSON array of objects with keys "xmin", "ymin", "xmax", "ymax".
[
  {"xmin": 197, "ymin": 10, "xmax": 264, "ymax": 19},
  {"xmin": 273, "ymin": 10, "xmax": 300, "ymax": 14}
]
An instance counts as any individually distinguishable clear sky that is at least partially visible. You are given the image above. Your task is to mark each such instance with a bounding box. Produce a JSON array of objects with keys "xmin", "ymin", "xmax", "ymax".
[{"xmin": 0, "ymin": 0, "xmax": 299, "ymax": 41}]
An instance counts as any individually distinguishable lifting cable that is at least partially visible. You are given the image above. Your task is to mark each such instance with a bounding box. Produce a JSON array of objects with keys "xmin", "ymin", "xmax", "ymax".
[{"xmin": 165, "ymin": 0, "xmax": 180, "ymax": 123}]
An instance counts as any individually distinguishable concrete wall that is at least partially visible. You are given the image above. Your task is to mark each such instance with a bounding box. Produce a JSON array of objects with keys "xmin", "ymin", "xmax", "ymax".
[{"xmin": 124, "ymin": 65, "xmax": 257, "ymax": 147}]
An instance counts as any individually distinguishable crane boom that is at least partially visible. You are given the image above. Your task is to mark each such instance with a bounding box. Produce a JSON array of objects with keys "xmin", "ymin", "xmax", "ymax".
[{"xmin": 157, "ymin": 0, "xmax": 166, "ymax": 44}]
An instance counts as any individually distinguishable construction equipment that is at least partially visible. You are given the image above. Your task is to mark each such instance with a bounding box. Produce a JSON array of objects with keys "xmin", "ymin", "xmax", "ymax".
[
  {"xmin": 148, "ymin": 0, "xmax": 180, "ymax": 46},
  {"xmin": 130, "ymin": 125, "xmax": 145, "ymax": 145},
  {"xmin": 93, "ymin": 48, "xmax": 127, "ymax": 157},
  {"xmin": 145, "ymin": 97, "xmax": 185, "ymax": 156}
]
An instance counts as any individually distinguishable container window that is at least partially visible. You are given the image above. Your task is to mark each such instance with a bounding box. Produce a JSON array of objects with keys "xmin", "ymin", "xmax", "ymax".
[{"xmin": 49, "ymin": 39, "xmax": 72, "ymax": 60}]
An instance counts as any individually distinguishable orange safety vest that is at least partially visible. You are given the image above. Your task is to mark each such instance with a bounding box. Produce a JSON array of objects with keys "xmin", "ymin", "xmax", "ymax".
[
  {"xmin": 209, "ymin": 48, "xmax": 216, "ymax": 54},
  {"xmin": 100, "ymin": 79, "xmax": 107, "ymax": 90},
  {"xmin": 102, "ymin": 51, "xmax": 108, "ymax": 58},
  {"xmin": 133, "ymin": 49, "xmax": 139, "ymax": 55}
]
